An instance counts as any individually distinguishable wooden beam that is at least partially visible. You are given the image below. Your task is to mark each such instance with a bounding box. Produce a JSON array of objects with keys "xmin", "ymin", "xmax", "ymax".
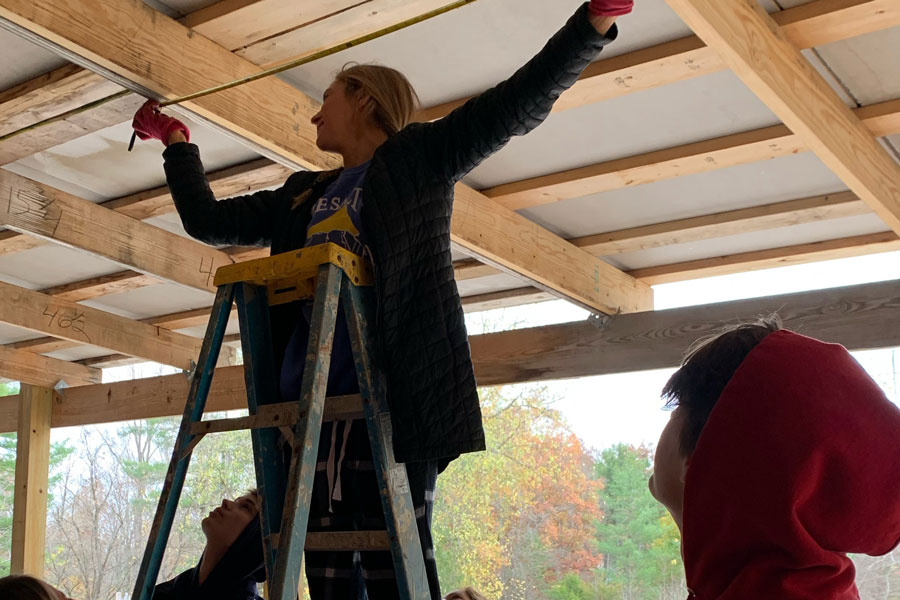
[
  {"xmin": 459, "ymin": 287, "xmax": 554, "ymax": 312},
  {"xmin": 0, "ymin": 0, "xmax": 333, "ymax": 171},
  {"xmin": 40, "ymin": 271, "xmax": 159, "ymax": 302},
  {"xmin": 663, "ymin": 0, "xmax": 900, "ymax": 234},
  {"xmin": 0, "ymin": 0, "xmax": 630, "ymax": 316},
  {"xmin": 182, "ymin": 0, "xmax": 359, "ymax": 51},
  {"xmin": 3, "ymin": 277, "xmax": 900, "ymax": 432},
  {"xmin": 572, "ymin": 191, "xmax": 868, "ymax": 256},
  {"xmin": 0, "ymin": 158, "xmax": 289, "ymax": 257},
  {"xmin": 630, "ymin": 232, "xmax": 900, "ymax": 285},
  {"xmin": 0, "ymin": 91, "xmax": 144, "ymax": 166},
  {"xmin": 451, "ymin": 184, "xmax": 653, "ymax": 314},
  {"xmin": 235, "ymin": 0, "xmax": 454, "ymax": 66},
  {"xmin": 0, "ymin": 345, "xmax": 101, "ymax": 387},
  {"xmin": 0, "ymin": 63, "xmax": 121, "ymax": 138},
  {"xmin": 10, "ymin": 384, "xmax": 52, "ymax": 576},
  {"xmin": 417, "ymin": 0, "xmax": 900, "ymax": 122},
  {"xmin": 484, "ymin": 99, "xmax": 900, "ymax": 210},
  {"xmin": 0, "ymin": 170, "xmax": 235, "ymax": 294},
  {"xmin": 0, "ymin": 280, "xmax": 204, "ymax": 370},
  {"xmin": 470, "ymin": 277, "xmax": 900, "ymax": 385}
]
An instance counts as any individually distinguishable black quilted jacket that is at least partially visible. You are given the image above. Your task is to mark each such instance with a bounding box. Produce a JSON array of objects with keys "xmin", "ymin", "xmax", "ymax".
[{"xmin": 162, "ymin": 4, "xmax": 616, "ymax": 464}]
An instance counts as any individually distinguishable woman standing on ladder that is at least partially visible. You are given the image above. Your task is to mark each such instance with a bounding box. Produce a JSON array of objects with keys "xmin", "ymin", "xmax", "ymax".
[{"xmin": 132, "ymin": 1, "xmax": 634, "ymax": 597}]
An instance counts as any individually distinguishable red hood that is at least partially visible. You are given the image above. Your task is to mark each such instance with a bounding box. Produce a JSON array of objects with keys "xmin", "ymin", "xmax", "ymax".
[{"xmin": 682, "ymin": 330, "xmax": 900, "ymax": 599}]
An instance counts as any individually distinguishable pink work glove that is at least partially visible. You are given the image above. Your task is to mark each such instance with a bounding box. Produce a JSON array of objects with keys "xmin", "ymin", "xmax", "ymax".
[
  {"xmin": 588, "ymin": 0, "xmax": 633, "ymax": 17},
  {"xmin": 131, "ymin": 99, "xmax": 190, "ymax": 145}
]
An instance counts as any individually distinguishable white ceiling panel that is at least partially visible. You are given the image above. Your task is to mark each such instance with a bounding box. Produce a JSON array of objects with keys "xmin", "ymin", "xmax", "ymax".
[
  {"xmin": 0, "ymin": 30, "xmax": 67, "ymax": 91},
  {"xmin": 810, "ymin": 26, "xmax": 900, "ymax": 106},
  {"xmin": 0, "ymin": 244, "xmax": 125, "ymax": 290},
  {"xmin": 280, "ymin": 0, "xmax": 694, "ymax": 108},
  {"xmin": 520, "ymin": 151, "xmax": 845, "ymax": 238},
  {"xmin": 607, "ymin": 213, "xmax": 891, "ymax": 271},
  {"xmin": 82, "ymin": 283, "xmax": 216, "ymax": 320},
  {"xmin": 6, "ymin": 118, "xmax": 260, "ymax": 203},
  {"xmin": 461, "ymin": 69, "xmax": 779, "ymax": 190}
]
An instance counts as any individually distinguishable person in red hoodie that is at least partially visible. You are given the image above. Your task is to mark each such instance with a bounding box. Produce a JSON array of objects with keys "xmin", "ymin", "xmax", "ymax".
[{"xmin": 649, "ymin": 316, "xmax": 900, "ymax": 599}]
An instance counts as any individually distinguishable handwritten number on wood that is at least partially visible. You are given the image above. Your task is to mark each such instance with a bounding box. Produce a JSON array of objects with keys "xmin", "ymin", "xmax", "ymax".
[{"xmin": 43, "ymin": 305, "xmax": 91, "ymax": 343}]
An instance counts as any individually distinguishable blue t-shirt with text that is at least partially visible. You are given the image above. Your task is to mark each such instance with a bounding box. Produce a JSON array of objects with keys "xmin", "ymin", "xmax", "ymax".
[{"xmin": 305, "ymin": 161, "xmax": 369, "ymax": 259}]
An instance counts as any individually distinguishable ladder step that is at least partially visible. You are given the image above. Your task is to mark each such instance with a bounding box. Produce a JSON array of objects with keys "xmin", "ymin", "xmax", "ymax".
[
  {"xmin": 189, "ymin": 394, "xmax": 364, "ymax": 435},
  {"xmin": 304, "ymin": 531, "xmax": 391, "ymax": 552}
]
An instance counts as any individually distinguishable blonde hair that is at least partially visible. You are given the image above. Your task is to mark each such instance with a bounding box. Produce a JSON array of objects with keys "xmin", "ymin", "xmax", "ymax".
[
  {"xmin": 444, "ymin": 588, "xmax": 488, "ymax": 600},
  {"xmin": 335, "ymin": 63, "xmax": 420, "ymax": 136}
]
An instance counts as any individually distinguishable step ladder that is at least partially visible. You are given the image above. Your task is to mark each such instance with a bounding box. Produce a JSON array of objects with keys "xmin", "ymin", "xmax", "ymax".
[{"xmin": 132, "ymin": 242, "xmax": 430, "ymax": 600}]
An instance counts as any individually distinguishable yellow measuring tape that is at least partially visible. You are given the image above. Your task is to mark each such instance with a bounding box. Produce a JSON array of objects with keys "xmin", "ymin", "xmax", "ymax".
[{"xmin": 127, "ymin": 0, "xmax": 479, "ymax": 149}]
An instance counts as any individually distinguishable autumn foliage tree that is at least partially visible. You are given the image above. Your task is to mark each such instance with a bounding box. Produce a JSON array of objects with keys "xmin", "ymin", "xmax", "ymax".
[{"xmin": 433, "ymin": 386, "xmax": 603, "ymax": 599}]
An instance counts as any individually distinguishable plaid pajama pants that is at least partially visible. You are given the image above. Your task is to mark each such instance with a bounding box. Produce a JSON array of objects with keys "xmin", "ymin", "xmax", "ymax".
[
  {"xmin": 305, "ymin": 419, "xmax": 441, "ymax": 600},
  {"xmin": 281, "ymin": 300, "xmax": 441, "ymax": 599}
]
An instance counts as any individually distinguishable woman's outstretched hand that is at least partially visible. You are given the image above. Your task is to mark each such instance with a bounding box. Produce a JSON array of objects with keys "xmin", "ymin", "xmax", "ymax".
[
  {"xmin": 588, "ymin": 0, "xmax": 633, "ymax": 17},
  {"xmin": 587, "ymin": 0, "xmax": 632, "ymax": 34},
  {"xmin": 132, "ymin": 99, "xmax": 191, "ymax": 146}
]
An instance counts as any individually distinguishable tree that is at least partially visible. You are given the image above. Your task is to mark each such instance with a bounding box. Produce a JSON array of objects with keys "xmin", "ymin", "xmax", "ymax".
[
  {"xmin": 593, "ymin": 444, "xmax": 683, "ymax": 600},
  {"xmin": 433, "ymin": 386, "xmax": 603, "ymax": 599}
]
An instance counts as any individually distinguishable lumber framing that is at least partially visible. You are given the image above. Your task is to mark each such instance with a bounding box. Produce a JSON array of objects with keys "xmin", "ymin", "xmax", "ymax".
[
  {"xmin": 630, "ymin": 232, "xmax": 900, "ymax": 285},
  {"xmin": 10, "ymin": 384, "xmax": 52, "ymax": 576},
  {"xmin": 181, "ymin": 0, "xmax": 361, "ymax": 52},
  {"xmin": 0, "ymin": 344, "xmax": 101, "ymax": 387},
  {"xmin": 0, "ymin": 280, "xmax": 205, "ymax": 370},
  {"xmin": 0, "ymin": 0, "xmax": 648, "ymax": 316},
  {"xmin": 417, "ymin": 0, "xmax": 900, "ymax": 121},
  {"xmin": 484, "ymin": 98, "xmax": 900, "ymax": 211},
  {"xmin": 0, "ymin": 169, "xmax": 235, "ymax": 294},
  {"xmin": 663, "ymin": 0, "xmax": 900, "ymax": 234},
  {"xmin": 0, "ymin": 63, "xmax": 121, "ymax": 138},
  {"xmin": 3, "ymin": 277, "xmax": 900, "ymax": 431}
]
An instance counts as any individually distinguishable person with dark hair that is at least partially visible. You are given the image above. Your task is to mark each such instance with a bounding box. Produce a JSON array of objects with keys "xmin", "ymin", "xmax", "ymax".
[
  {"xmin": 153, "ymin": 490, "xmax": 265, "ymax": 600},
  {"xmin": 0, "ymin": 574, "xmax": 70, "ymax": 600},
  {"xmin": 649, "ymin": 317, "xmax": 900, "ymax": 599},
  {"xmin": 132, "ymin": 1, "xmax": 637, "ymax": 598}
]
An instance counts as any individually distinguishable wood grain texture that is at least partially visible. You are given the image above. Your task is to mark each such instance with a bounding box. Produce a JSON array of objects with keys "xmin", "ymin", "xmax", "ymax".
[
  {"xmin": 0, "ymin": 63, "xmax": 122, "ymax": 138},
  {"xmin": 0, "ymin": 92, "xmax": 144, "ymax": 166},
  {"xmin": 0, "ymin": 280, "xmax": 203, "ymax": 370},
  {"xmin": 630, "ymin": 232, "xmax": 900, "ymax": 285},
  {"xmin": 0, "ymin": 345, "xmax": 101, "ymax": 387},
  {"xmin": 236, "ymin": 0, "xmax": 452, "ymax": 66},
  {"xmin": 10, "ymin": 385, "xmax": 52, "ymax": 576},
  {"xmin": 0, "ymin": 169, "xmax": 235, "ymax": 294},
  {"xmin": 664, "ymin": 0, "xmax": 900, "ymax": 233},
  {"xmin": 0, "ymin": 0, "xmax": 335, "ymax": 171},
  {"xmin": 4, "ymin": 277, "xmax": 900, "ymax": 431},
  {"xmin": 418, "ymin": 0, "xmax": 900, "ymax": 122},
  {"xmin": 182, "ymin": 0, "xmax": 359, "ymax": 51},
  {"xmin": 451, "ymin": 184, "xmax": 653, "ymax": 314},
  {"xmin": 485, "ymin": 99, "xmax": 900, "ymax": 210},
  {"xmin": 470, "ymin": 277, "xmax": 900, "ymax": 385}
]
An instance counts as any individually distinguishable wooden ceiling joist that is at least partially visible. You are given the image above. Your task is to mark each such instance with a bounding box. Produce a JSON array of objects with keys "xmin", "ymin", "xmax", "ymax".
[
  {"xmin": 630, "ymin": 231, "xmax": 900, "ymax": 285},
  {"xmin": 663, "ymin": 0, "xmax": 900, "ymax": 235},
  {"xmin": 0, "ymin": 344, "xmax": 100, "ymax": 388},
  {"xmin": 0, "ymin": 169, "xmax": 235, "ymax": 294},
  {"xmin": 484, "ymin": 98, "xmax": 900, "ymax": 211},
  {"xmin": 0, "ymin": 0, "xmax": 651, "ymax": 316},
  {"xmin": 4, "ymin": 276, "xmax": 900, "ymax": 431},
  {"xmin": 0, "ymin": 280, "xmax": 206, "ymax": 370},
  {"xmin": 418, "ymin": 0, "xmax": 900, "ymax": 121},
  {"xmin": 0, "ymin": 63, "xmax": 121, "ymax": 138},
  {"xmin": 181, "ymin": 0, "xmax": 362, "ymax": 52}
]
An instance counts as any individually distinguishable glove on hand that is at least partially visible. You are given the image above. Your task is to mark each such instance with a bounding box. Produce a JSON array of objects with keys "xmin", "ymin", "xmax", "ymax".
[
  {"xmin": 131, "ymin": 99, "xmax": 190, "ymax": 145},
  {"xmin": 588, "ymin": 0, "xmax": 633, "ymax": 17}
]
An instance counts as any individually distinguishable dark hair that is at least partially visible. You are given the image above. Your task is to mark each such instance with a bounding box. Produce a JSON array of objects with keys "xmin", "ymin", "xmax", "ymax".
[
  {"xmin": 0, "ymin": 574, "xmax": 59, "ymax": 600},
  {"xmin": 663, "ymin": 315, "xmax": 782, "ymax": 456}
]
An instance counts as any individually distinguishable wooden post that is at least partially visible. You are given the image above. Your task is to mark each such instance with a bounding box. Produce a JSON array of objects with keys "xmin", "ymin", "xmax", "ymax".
[{"xmin": 10, "ymin": 384, "xmax": 53, "ymax": 576}]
